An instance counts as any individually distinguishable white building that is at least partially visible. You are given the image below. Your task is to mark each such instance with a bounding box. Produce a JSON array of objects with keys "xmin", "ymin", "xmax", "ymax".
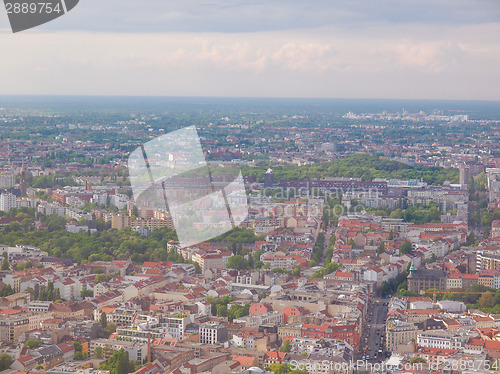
[
  {"xmin": 495, "ymin": 274, "xmax": 500, "ymax": 290},
  {"xmin": 291, "ymin": 337, "xmax": 323, "ymax": 355},
  {"xmin": 436, "ymin": 300, "xmax": 467, "ymax": 313},
  {"xmin": 417, "ymin": 331, "xmax": 468, "ymax": 350},
  {"xmin": 363, "ymin": 267, "xmax": 385, "ymax": 284},
  {"xmin": 164, "ymin": 315, "xmax": 190, "ymax": 340},
  {"xmin": 0, "ymin": 193, "xmax": 38, "ymax": 212},
  {"xmin": 236, "ymin": 311, "xmax": 284, "ymax": 328},
  {"xmin": 0, "ymin": 193, "xmax": 17, "ymax": 212},
  {"xmin": 199, "ymin": 323, "xmax": 228, "ymax": 345},
  {"xmin": 0, "ymin": 245, "xmax": 48, "ymax": 261},
  {"xmin": 65, "ymin": 207, "xmax": 92, "ymax": 221},
  {"xmin": 0, "ymin": 173, "xmax": 15, "ymax": 188},
  {"xmin": 38, "ymin": 202, "xmax": 66, "ymax": 217},
  {"xmin": 90, "ymin": 339, "xmax": 147, "ymax": 362},
  {"xmin": 110, "ymin": 194, "xmax": 129, "ymax": 210},
  {"xmin": 66, "ymin": 223, "xmax": 96, "ymax": 234},
  {"xmin": 195, "ymin": 300, "xmax": 212, "ymax": 316},
  {"xmin": 28, "ymin": 301, "xmax": 52, "ymax": 312},
  {"xmin": 54, "ymin": 278, "xmax": 82, "ymax": 300},
  {"xmin": 232, "ymin": 333, "xmax": 257, "ymax": 349}
]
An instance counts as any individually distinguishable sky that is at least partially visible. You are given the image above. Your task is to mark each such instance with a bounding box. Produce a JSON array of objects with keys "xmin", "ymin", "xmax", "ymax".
[{"xmin": 0, "ymin": 0, "xmax": 499, "ymax": 100}]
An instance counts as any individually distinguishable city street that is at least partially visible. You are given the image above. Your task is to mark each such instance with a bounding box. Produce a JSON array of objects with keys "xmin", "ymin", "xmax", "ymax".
[
  {"xmin": 358, "ymin": 297, "xmax": 390, "ymax": 363},
  {"xmin": 322, "ymin": 225, "xmax": 335, "ymax": 263}
]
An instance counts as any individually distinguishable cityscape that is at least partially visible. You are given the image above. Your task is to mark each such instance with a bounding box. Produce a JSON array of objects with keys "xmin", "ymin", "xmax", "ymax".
[
  {"xmin": 1, "ymin": 0, "xmax": 500, "ymax": 373},
  {"xmin": 0, "ymin": 97, "xmax": 499, "ymax": 374}
]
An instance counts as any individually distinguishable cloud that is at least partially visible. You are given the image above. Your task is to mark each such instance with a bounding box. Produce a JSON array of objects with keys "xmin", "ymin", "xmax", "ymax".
[
  {"xmin": 0, "ymin": 1, "xmax": 499, "ymax": 100},
  {"xmin": 1, "ymin": 0, "xmax": 499, "ymax": 33}
]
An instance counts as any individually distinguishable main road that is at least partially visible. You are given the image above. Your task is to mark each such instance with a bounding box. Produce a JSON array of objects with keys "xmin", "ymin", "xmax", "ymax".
[
  {"xmin": 357, "ymin": 297, "xmax": 390, "ymax": 365},
  {"xmin": 322, "ymin": 225, "xmax": 335, "ymax": 264}
]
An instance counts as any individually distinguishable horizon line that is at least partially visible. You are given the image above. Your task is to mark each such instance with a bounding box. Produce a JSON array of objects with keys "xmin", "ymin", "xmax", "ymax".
[{"xmin": 1, "ymin": 94, "xmax": 500, "ymax": 104}]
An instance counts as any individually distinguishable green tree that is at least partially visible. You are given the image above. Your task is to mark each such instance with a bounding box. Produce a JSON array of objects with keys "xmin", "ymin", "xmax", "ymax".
[
  {"xmin": 400, "ymin": 241, "xmax": 413, "ymax": 255},
  {"xmin": 0, "ymin": 353, "xmax": 13, "ymax": 371},
  {"xmin": 73, "ymin": 341, "xmax": 82, "ymax": 353},
  {"xmin": 93, "ymin": 346, "xmax": 103, "ymax": 359},
  {"xmin": 74, "ymin": 351, "xmax": 85, "ymax": 360},
  {"xmin": 226, "ymin": 255, "xmax": 248, "ymax": 270},
  {"xmin": 95, "ymin": 274, "xmax": 113, "ymax": 284},
  {"xmin": 44, "ymin": 215, "xmax": 67, "ymax": 231},
  {"xmin": 216, "ymin": 304, "xmax": 228, "ymax": 317},
  {"xmin": 479, "ymin": 292, "xmax": 494, "ymax": 309},
  {"xmin": 388, "ymin": 229, "xmax": 394, "ymax": 240},
  {"xmin": 105, "ymin": 324, "xmax": 117, "ymax": 334},
  {"xmin": 47, "ymin": 281, "xmax": 54, "ymax": 301},
  {"xmin": 54, "ymin": 288, "xmax": 61, "ymax": 301},
  {"xmin": 81, "ymin": 289, "xmax": 93, "ymax": 298},
  {"xmin": 409, "ymin": 357, "xmax": 426, "ymax": 364},
  {"xmin": 466, "ymin": 231, "xmax": 476, "ymax": 246},
  {"xmin": 0, "ymin": 284, "xmax": 14, "ymax": 297},
  {"xmin": 21, "ymin": 218, "xmax": 33, "ymax": 232},
  {"xmin": 228, "ymin": 304, "xmax": 250, "ymax": 322},
  {"xmin": 100, "ymin": 312, "xmax": 108, "ymax": 328},
  {"xmin": 1, "ymin": 255, "xmax": 9, "ymax": 270},
  {"xmin": 99, "ymin": 349, "xmax": 135, "ymax": 374},
  {"xmin": 377, "ymin": 241, "xmax": 385, "ymax": 256},
  {"xmin": 494, "ymin": 289, "xmax": 500, "ymax": 305},
  {"xmin": 193, "ymin": 262, "xmax": 201, "ymax": 274},
  {"xmin": 25, "ymin": 340, "xmax": 42, "ymax": 349},
  {"xmin": 268, "ymin": 362, "xmax": 308, "ymax": 374},
  {"xmin": 279, "ymin": 340, "xmax": 291, "ymax": 352}
]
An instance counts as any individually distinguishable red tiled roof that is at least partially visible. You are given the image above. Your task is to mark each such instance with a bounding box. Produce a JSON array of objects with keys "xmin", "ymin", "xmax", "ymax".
[
  {"xmin": 485, "ymin": 340, "xmax": 500, "ymax": 350},
  {"xmin": 418, "ymin": 347, "xmax": 458, "ymax": 356},
  {"xmin": 467, "ymin": 338, "xmax": 485, "ymax": 347},
  {"xmin": 265, "ymin": 351, "xmax": 286, "ymax": 361},
  {"xmin": 232, "ymin": 355, "xmax": 253, "ymax": 368}
]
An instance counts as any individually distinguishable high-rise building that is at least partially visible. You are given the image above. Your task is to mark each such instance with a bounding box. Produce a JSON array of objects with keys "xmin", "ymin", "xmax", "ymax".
[
  {"xmin": 0, "ymin": 173, "xmax": 15, "ymax": 188},
  {"xmin": 0, "ymin": 193, "xmax": 17, "ymax": 212},
  {"xmin": 459, "ymin": 165, "xmax": 470, "ymax": 187}
]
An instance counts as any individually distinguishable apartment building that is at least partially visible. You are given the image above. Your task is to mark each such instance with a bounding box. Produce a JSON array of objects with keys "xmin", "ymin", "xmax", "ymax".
[
  {"xmin": 385, "ymin": 320, "xmax": 419, "ymax": 352},
  {"xmin": 477, "ymin": 251, "xmax": 500, "ymax": 272},
  {"xmin": 301, "ymin": 323, "xmax": 359, "ymax": 349},
  {"xmin": 90, "ymin": 339, "xmax": 147, "ymax": 362},
  {"xmin": 0, "ymin": 313, "xmax": 30, "ymax": 342},
  {"xmin": 417, "ymin": 331, "xmax": 468, "ymax": 350},
  {"xmin": 192, "ymin": 252, "xmax": 223, "ymax": 273},
  {"xmin": 407, "ymin": 266, "xmax": 447, "ymax": 292},
  {"xmin": 199, "ymin": 323, "xmax": 228, "ymax": 345}
]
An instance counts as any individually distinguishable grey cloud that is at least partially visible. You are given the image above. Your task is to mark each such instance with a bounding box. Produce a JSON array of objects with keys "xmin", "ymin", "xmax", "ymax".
[{"xmin": 1, "ymin": 0, "xmax": 499, "ymax": 33}]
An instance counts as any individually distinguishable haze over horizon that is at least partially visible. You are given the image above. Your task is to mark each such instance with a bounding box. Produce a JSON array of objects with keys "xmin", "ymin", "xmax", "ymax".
[{"xmin": 0, "ymin": 0, "xmax": 499, "ymax": 101}]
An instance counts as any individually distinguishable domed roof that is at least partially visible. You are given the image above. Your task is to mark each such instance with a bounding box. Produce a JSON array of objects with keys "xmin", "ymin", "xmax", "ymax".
[{"xmin": 243, "ymin": 368, "xmax": 266, "ymax": 374}]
